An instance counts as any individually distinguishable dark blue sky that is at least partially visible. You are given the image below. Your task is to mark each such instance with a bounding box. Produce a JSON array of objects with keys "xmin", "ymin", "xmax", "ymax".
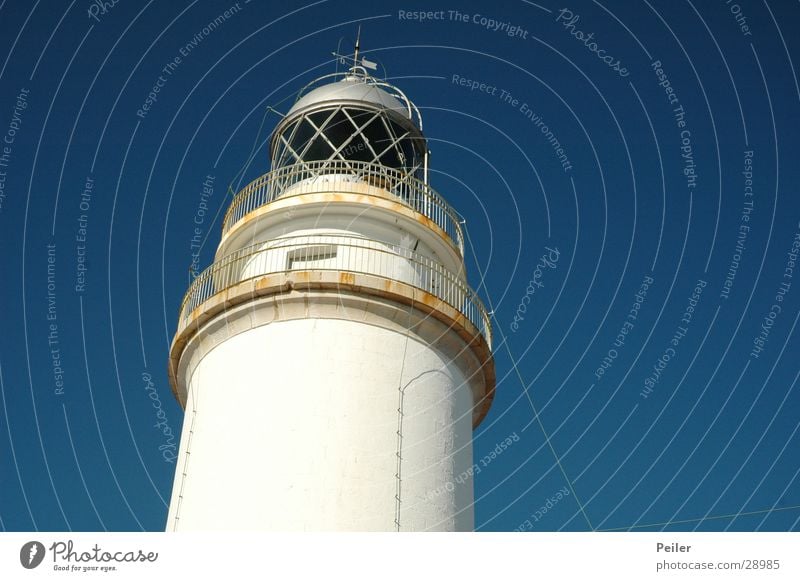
[{"xmin": 1, "ymin": 0, "xmax": 799, "ymax": 532}]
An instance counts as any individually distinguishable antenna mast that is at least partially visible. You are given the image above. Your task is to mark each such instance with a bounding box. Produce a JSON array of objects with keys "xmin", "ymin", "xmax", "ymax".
[
  {"xmin": 354, "ymin": 26, "xmax": 361, "ymax": 68},
  {"xmin": 332, "ymin": 27, "xmax": 377, "ymax": 76}
]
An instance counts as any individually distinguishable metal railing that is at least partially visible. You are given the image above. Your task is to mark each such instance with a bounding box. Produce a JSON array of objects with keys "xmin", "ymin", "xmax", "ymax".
[
  {"xmin": 179, "ymin": 234, "xmax": 491, "ymax": 347},
  {"xmin": 222, "ymin": 160, "xmax": 464, "ymax": 254}
]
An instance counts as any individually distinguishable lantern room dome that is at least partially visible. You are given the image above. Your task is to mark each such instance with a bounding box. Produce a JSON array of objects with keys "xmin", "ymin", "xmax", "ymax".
[
  {"xmin": 289, "ymin": 77, "xmax": 411, "ymax": 120},
  {"xmin": 271, "ymin": 72, "xmax": 426, "ymax": 176}
]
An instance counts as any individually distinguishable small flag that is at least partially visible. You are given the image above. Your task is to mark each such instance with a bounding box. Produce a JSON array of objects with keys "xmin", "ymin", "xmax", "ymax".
[{"xmin": 361, "ymin": 58, "xmax": 378, "ymax": 71}]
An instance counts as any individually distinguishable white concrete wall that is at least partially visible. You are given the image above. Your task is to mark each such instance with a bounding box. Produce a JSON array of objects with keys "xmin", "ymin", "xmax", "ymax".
[
  {"xmin": 166, "ymin": 316, "xmax": 475, "ymax": 531},
  {"xmin": 218, "ymin": 190, "xmax": 465, "ymax": 280},
  {"xmin": 235, "ymin": 233, "xmax": 425, "ymax": 294}
]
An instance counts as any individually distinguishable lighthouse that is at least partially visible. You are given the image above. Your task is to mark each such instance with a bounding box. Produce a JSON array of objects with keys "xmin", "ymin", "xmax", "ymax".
[{"xmin": 166, "ymin": 45, "xmax": 496, "ymax": 531}]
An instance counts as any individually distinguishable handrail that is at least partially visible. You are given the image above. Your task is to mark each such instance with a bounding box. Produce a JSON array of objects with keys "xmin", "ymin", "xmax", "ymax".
[
  {"xmin": 221, "ymin": 160, "xmax": 464, "ymax": 254},
  {"xmin": 179, "ymin": 234, "xmax": 491, "ymax": 348}
]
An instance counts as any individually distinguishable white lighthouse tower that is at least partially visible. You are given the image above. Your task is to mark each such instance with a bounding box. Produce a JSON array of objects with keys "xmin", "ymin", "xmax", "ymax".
[{"xmin": 166, "ymin": 46, "xmax": 495, "ymax": 531}]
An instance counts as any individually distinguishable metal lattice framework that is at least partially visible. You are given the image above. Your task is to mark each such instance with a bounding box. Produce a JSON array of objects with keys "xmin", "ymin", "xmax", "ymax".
[{"xmin": 272, "ymin": 102, "xmax": 425, "ymax": 178}]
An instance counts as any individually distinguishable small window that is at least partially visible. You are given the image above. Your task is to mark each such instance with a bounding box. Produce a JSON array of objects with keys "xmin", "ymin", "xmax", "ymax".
[{"xmin": 286, "ymin": 245, "xmax": 338, "ymax": 270}]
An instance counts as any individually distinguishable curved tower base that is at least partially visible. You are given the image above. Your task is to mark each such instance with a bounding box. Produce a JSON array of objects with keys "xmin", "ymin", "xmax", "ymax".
[{"xmin": 167, "ymin": 283, "xmax": 491, "ymax": 531}]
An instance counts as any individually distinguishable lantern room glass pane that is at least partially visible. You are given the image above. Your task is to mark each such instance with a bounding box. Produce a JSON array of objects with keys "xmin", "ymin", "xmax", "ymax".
[{"xmin": 274, "ymin": 106, "xmax": 423, "ymax": 175}]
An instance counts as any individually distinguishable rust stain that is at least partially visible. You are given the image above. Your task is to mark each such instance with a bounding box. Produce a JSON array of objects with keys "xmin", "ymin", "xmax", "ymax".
[
  {"xmin": 171, "ymin": 269, "xmax": 496, "ymax": 422},
  {"xmin": 254, "ymin": 277, "xmax": 271, "ymax": 291},
  {"xmin": 222, "ymin": 190, "xmax": 458, "ymax": 255},
  {"xmin": 419, "ymin": 291, "xmax": 440, "ymax": 308},
  {"xmin": 416, "ymin": 213, "xmax": 434, "ymax": 229}
]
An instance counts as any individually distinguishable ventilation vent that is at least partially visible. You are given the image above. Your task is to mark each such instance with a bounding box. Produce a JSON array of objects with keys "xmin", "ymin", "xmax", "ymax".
[{"xmin": 286, "ymin": 245, "xmax": 338, "ymax": 270}]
